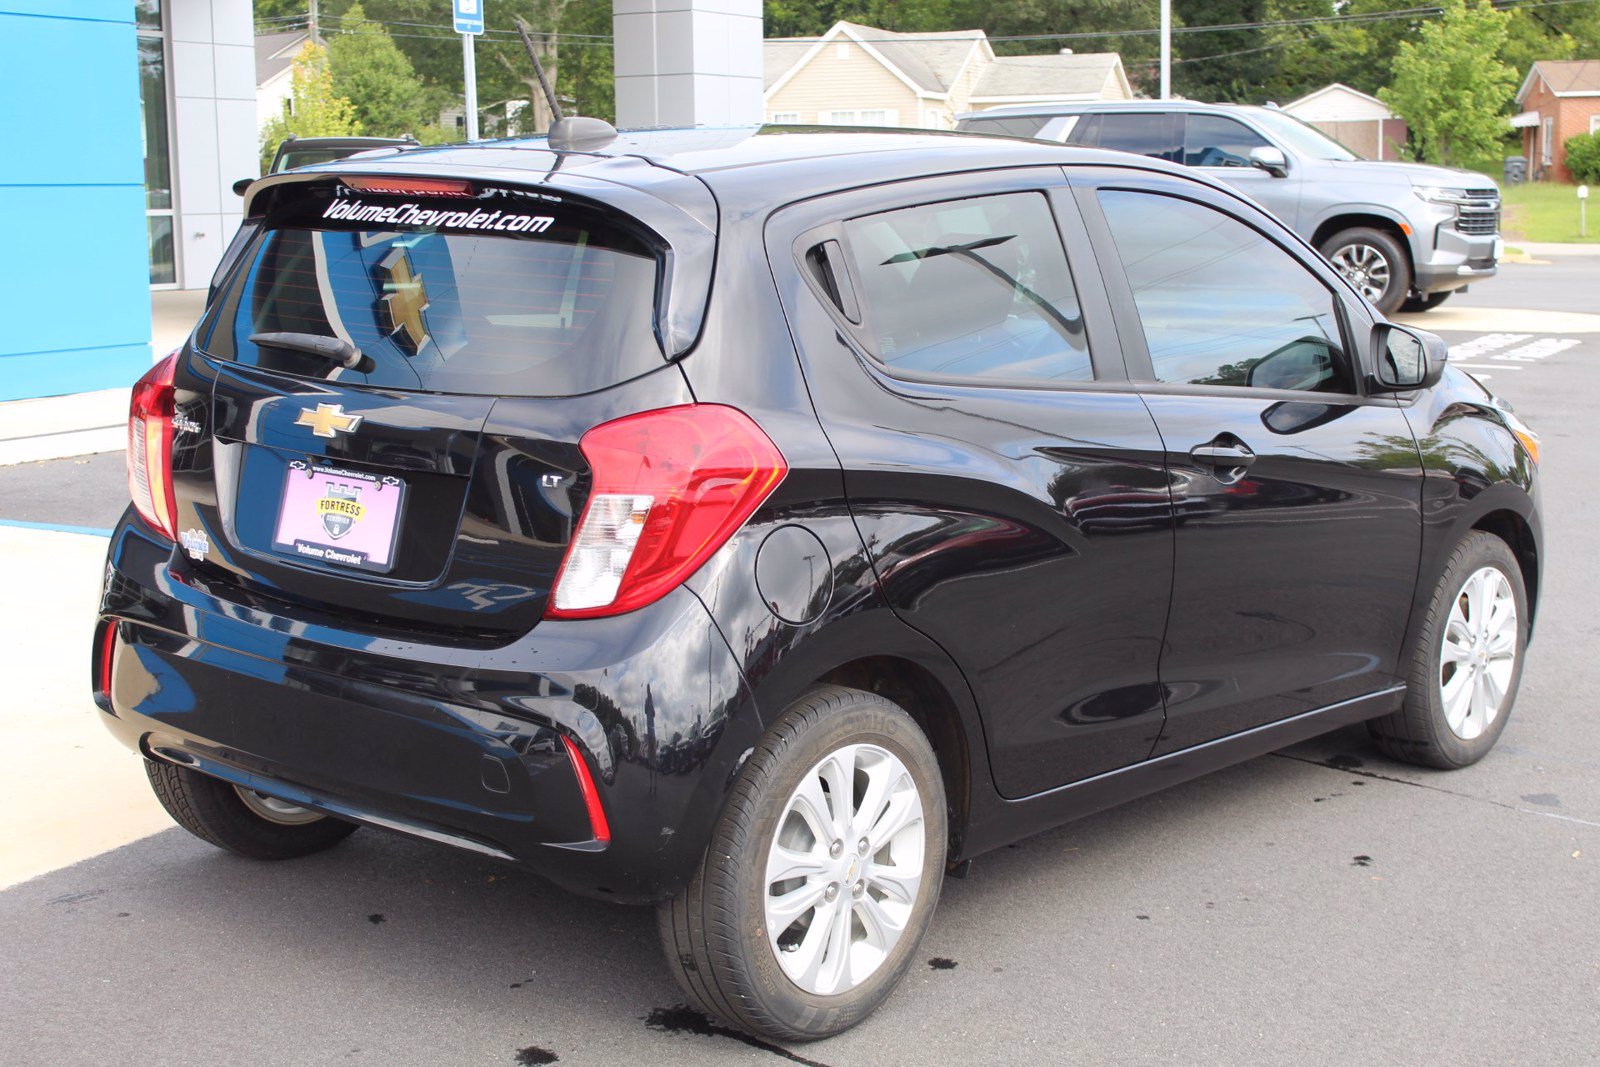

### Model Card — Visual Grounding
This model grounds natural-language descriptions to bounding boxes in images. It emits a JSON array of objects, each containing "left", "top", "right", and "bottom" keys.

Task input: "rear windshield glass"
[{"left": 202, "top": 184, "right": 663, "bottom": 397}]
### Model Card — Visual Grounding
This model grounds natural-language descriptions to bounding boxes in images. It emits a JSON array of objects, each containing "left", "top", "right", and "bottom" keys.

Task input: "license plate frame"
[{"left": 271, "top": 461, "right": 407, "bottom": 574}]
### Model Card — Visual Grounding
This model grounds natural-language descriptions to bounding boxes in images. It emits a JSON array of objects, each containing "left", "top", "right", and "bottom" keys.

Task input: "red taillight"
[
  {"left": 128, "top": 352, "right": 179, "bottom": 541},
  {"left": 547, "top": 405, "right": 787, "bottom": 619},
  {"left": 562, "top": 736, "right": 611, "bottom": 845}
]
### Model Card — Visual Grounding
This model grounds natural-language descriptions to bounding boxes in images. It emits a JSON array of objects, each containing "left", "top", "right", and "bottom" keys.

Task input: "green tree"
[
  {"left": 328, "top": 3, "right": 435, "bottom": 137},
  {"left": 1378, "top": 0, "right": 1518, "bottom": 166},
  {"left": 259, "top": 41, "right": 361, "bottom": 169},
  {"left": 555, "top": 0, "right": 616, "bottom": 123}
]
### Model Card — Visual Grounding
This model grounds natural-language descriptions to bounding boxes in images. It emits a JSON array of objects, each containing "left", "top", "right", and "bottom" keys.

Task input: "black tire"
[
  {"left": 1399, "top": 291, "right": 1452, "bottom": 313},
  {"left": 657, "top": 686, "right": 947, "bottom": 1043},
  {"left": 145, "top": 759, "right": 359, "bottom": 860},
  {"left": 1320, "top": 226, "right": 1412, "bottom": 315},
  {"left": 1368, "top": 532, "right": 1528, "bottom": 769}
]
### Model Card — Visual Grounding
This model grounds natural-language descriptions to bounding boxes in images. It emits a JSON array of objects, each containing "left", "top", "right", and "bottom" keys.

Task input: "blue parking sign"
[{"left": 453, "top": 0, "right": 484, "bottom": 35}]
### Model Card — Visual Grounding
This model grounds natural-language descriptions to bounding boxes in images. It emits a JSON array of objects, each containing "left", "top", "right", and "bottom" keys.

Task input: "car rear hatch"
[{"left": 168, "top": 167, "right": 715, "bottom": 640}]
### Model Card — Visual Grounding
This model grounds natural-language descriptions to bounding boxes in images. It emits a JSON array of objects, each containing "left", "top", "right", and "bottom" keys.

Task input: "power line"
[{"left": 258, "top": 0, "right": 1593, "bottom": 49}]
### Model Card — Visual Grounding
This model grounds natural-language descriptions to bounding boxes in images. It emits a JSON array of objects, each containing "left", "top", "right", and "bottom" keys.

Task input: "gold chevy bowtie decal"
[
  {"left": 295, "top": 403, "right": 364, "bottom": 439},
  {"left": 379, "top": 247, "right": 431, "bottom": 354}
]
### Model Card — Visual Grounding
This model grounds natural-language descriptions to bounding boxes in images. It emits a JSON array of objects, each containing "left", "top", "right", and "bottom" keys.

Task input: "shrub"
[{"left": 1566, "top": 132, "right": 1600, "bottom": 184}]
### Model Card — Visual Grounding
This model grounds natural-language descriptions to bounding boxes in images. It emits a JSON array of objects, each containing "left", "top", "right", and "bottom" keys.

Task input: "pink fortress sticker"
[{"left": 271, "top": 464, "right": 406, "bottom": 573}]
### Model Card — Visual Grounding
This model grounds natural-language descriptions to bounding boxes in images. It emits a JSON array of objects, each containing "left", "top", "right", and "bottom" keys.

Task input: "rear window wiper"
[{"left": 250, "top": 332, "right": 374, "bottom": 373}]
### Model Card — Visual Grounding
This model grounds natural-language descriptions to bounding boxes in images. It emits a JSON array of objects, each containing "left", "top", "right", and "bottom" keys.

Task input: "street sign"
[
  {"left": 1579, "top": 185, "right": 1590, "bottom": 200},
  {"left": 453, "top": 0, "right": 484, "bottom": 35}
]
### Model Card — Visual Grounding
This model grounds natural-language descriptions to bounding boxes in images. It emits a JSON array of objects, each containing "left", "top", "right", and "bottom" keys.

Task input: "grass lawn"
[{"left": 1501, "top": 182, "right": 1600, "bottom": 244}]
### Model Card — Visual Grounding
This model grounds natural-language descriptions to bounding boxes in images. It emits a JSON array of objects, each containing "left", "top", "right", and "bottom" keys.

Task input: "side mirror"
[
  {"left": 1249, "top": 146, "right": 1288, "bottom": 178},
  {"left": 1371, "top": 322, "right": 1448, "bottom": 391},
  {"left": 232, "top": 177, "right": 255, "bottom": 197}
]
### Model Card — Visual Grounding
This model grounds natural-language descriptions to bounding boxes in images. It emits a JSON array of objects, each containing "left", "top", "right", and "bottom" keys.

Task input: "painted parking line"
[{"left": 1445, "top": 332, "right": 1582, "bottom": 379}]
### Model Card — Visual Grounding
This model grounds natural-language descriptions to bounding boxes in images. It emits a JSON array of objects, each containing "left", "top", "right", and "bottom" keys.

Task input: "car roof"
[
  {"left": 277, "top": 136, "right": 418, "bottom": 149},
  {"left": 255, "top": 124, "right": 1195, "bottom": 214},
  {"left": 960, "top": 101, "right": 1264, "bottom": 119}
]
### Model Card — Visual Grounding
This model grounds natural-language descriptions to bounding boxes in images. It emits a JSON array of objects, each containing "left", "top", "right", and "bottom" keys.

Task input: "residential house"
[
  {"left": 1282, "top": 83, "right": 1407, "bottom": 161},
  {"left": 764, "top": 21, "right": 1130, "bottom": 130},
  {"left": 1512, "top": 60, "right": 1600, "bottom": 182},
  {"left": 256, "top": 29, "right": 310, "bottom": 134}
]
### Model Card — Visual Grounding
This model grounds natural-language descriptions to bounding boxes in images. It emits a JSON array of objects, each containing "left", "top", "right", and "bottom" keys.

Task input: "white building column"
[
  {"left": 613, "top": 0, "right": 763, "bottom": 128},
  {"left": 168, "top": 0, "right": 257, "bottom": 289}
]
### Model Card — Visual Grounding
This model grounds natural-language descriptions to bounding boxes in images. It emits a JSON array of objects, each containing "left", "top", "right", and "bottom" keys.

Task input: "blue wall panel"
[{"left": 0, "top": 6, "right": 150, "bottom": 400}]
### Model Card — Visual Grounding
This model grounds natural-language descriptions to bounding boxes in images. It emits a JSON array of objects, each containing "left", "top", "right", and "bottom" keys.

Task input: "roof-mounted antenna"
[{"left": 515, "top": 17, "right": 617, "bottom": 152}]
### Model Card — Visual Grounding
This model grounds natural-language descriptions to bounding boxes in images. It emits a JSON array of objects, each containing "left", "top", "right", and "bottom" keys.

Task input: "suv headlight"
[{"left": 1412, "top": 186, "right": 1474, "bottom": 206}]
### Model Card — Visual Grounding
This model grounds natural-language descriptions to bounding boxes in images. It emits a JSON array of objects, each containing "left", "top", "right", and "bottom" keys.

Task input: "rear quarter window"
[{"left": 202, "top": 184, "right": 664, "bottom": 398}]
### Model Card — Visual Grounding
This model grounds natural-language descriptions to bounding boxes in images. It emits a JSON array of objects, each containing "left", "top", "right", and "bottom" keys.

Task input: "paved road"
[{"left": 3, "top": 260, "right": 1597, "bottom": 1064}]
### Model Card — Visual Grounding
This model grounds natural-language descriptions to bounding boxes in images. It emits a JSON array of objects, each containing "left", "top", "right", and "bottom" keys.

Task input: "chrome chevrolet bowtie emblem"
[{"left": 295, "top": 403, "right": 363, "bottom": 439}]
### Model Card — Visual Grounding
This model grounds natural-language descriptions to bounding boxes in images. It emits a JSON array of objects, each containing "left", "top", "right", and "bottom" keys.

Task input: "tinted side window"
[
  {"left": 1094, "top": 114, "right": 1180, "bottom": 162},
  {"left": 1182, "top": 115, "right": 1270, "bottom": 168},
  {"left": 961, "top": 116, "right": 1050, "bottom": 139},
  {"left": 842, "top": 192, "right": 1092, "bottom": 384},
  {"left": 1064, "top": 113, "right": 1102, "bottom": 147},
  {"left": 1098, "top": 190, "right": 1350, "bottom": 392}
]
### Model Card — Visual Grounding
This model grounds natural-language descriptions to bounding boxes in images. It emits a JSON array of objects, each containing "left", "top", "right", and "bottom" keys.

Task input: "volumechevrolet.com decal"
[{"left": 322, "top": 198, "right": 555, "bottom": 234}]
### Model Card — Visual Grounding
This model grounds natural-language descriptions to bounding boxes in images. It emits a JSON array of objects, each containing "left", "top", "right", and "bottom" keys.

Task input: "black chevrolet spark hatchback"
[{"left": 94, "top": 126, "right": 1541, "bottom": 1041}]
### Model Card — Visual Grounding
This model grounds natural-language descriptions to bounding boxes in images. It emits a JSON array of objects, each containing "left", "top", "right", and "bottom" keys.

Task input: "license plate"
[
  {"left": 1493, "top": 237, "right": 1505, "bottom": 260},
  {"left": 271, "top": 462, "right": 406, "bottom": 573}
]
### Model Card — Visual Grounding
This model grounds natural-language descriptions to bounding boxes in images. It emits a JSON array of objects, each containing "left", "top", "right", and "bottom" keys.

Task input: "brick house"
[
  {"left": 1512, "top": 60, "right": 1600, "bottom": 182},
  {"left": 763, "top": 21, "right": 1131, "bottom": 131}
]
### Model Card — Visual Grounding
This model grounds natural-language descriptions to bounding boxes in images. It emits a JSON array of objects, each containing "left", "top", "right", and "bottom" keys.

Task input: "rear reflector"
[
  {"left": 341, "top": 176, "right": 473, "bottom": 197},
  {"left": 562, "top": 736, "right": 611, "bottom": 845},
  {"left": 548, "top": 405, "right": 787, "bottom": 619},
  {"left": 97, "top": 621, "right": 118, "bottom": 697},
  {"left": 128, "top": 353, "right": 179, "bottom": 541}
]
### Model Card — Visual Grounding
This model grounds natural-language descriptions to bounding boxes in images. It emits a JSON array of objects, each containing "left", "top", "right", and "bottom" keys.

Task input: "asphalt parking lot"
[{"left": 2, "top": 258, "right": 1596, "bottom": 1065}]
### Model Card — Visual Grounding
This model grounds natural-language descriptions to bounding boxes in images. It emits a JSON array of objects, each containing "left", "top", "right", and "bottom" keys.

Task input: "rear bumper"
[{"left": 94, "top": 516, "right": 755, "bottom": 903}]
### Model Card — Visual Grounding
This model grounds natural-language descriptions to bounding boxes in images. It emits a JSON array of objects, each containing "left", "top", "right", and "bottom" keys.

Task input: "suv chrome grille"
[{"left": 1456, "top": 209, "right": 1500, "bottom": 235}]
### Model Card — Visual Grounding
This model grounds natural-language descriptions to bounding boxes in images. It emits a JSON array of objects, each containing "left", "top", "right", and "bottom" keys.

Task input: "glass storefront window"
[
  {"left": 138, "top": 37, "right": 171, "bottom": 212},
  {"left": 148, "top": 217, "right": 176, "bottom": 286}
]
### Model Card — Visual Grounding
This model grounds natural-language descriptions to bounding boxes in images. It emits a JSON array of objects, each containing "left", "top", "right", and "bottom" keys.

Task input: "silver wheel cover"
[
  {"left": 233, "top": 785, "right": 325, "bottom": 826},
  {"left": 1330, "top": 243, "right": 1393, "bottom": 303},
  {"left": 1439, "top": 566, "right": 1518, "bottom": 741},
  {"left": 764, "top": 743, "right": 926, "bottom": 996}
]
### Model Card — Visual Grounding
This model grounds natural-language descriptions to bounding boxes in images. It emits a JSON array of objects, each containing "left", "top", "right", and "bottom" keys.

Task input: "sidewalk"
[
  {"left": 1513, "top": 241, "right": 1600, "bottom": 257},
  {"left": 0, "top": 290, "right": 205, "bottom": 467}
]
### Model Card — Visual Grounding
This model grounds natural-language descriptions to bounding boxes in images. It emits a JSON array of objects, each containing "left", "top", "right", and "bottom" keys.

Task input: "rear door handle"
[{"left": 1189, "top": 436, "right": 1256, "bottom": 480}]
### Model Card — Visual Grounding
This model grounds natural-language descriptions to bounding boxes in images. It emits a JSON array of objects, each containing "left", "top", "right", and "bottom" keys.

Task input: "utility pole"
[
  {"left": 453, "top": 0, "right": 485, "bottom": 141},
  {"left": 1159, "top": 0, "right": 1171, "bottom": 100},
  {"left": 463, "top": 34, "right": 479, "bottom": 140}
]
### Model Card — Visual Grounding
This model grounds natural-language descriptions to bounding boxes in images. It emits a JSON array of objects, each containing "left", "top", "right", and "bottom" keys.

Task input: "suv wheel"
[
  {"left": 146, "top": 759, "right": 360, "bottom": 860},
  {"left": 1322, "top": 227, "right": 1411, "bottom": 315},
  {"left": 1368, "top": 531, "right": 1528, "bottom": 768},
  {"left": 1399, "top": 291, "right": 1451, "bottom": 313},
  {"left": 658, "top": 686, "right": 947, "bottom": 1042}
]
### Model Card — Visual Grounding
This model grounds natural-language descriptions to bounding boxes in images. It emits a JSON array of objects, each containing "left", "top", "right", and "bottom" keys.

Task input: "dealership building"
[{"left": 1, "top": 0, "right": 757, "bottom": 403}]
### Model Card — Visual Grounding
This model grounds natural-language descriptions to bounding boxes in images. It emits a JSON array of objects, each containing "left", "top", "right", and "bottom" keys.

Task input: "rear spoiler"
[{"left": 235, "top": 160, "right": 718, "bottom": 360}]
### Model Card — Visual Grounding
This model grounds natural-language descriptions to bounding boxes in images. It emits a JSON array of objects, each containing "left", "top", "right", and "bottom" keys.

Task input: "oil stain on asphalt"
[
  {"left": 928, "top": 957, "right": 958, "bottom": 970},
  {"left": 514, "top": 1047, "right": 559, "bottom": 1065},
  {"left": 645, "top": 1006, "right": 833, "bottom": 1067}
]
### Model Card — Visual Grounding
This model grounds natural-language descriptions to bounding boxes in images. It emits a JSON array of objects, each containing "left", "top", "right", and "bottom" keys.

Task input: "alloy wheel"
[
  {"left": 1330, "top": 243, "right": 1393, "bottom": 303},
  {"left": 764, "top": 743, "right": 926, "bottom": 996},
  {"left": 233, "top": 785, "right": 325, "bottom": 826},
  {"left": 1438, "top": 566, "right": 1518, "bottom": 741}
]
